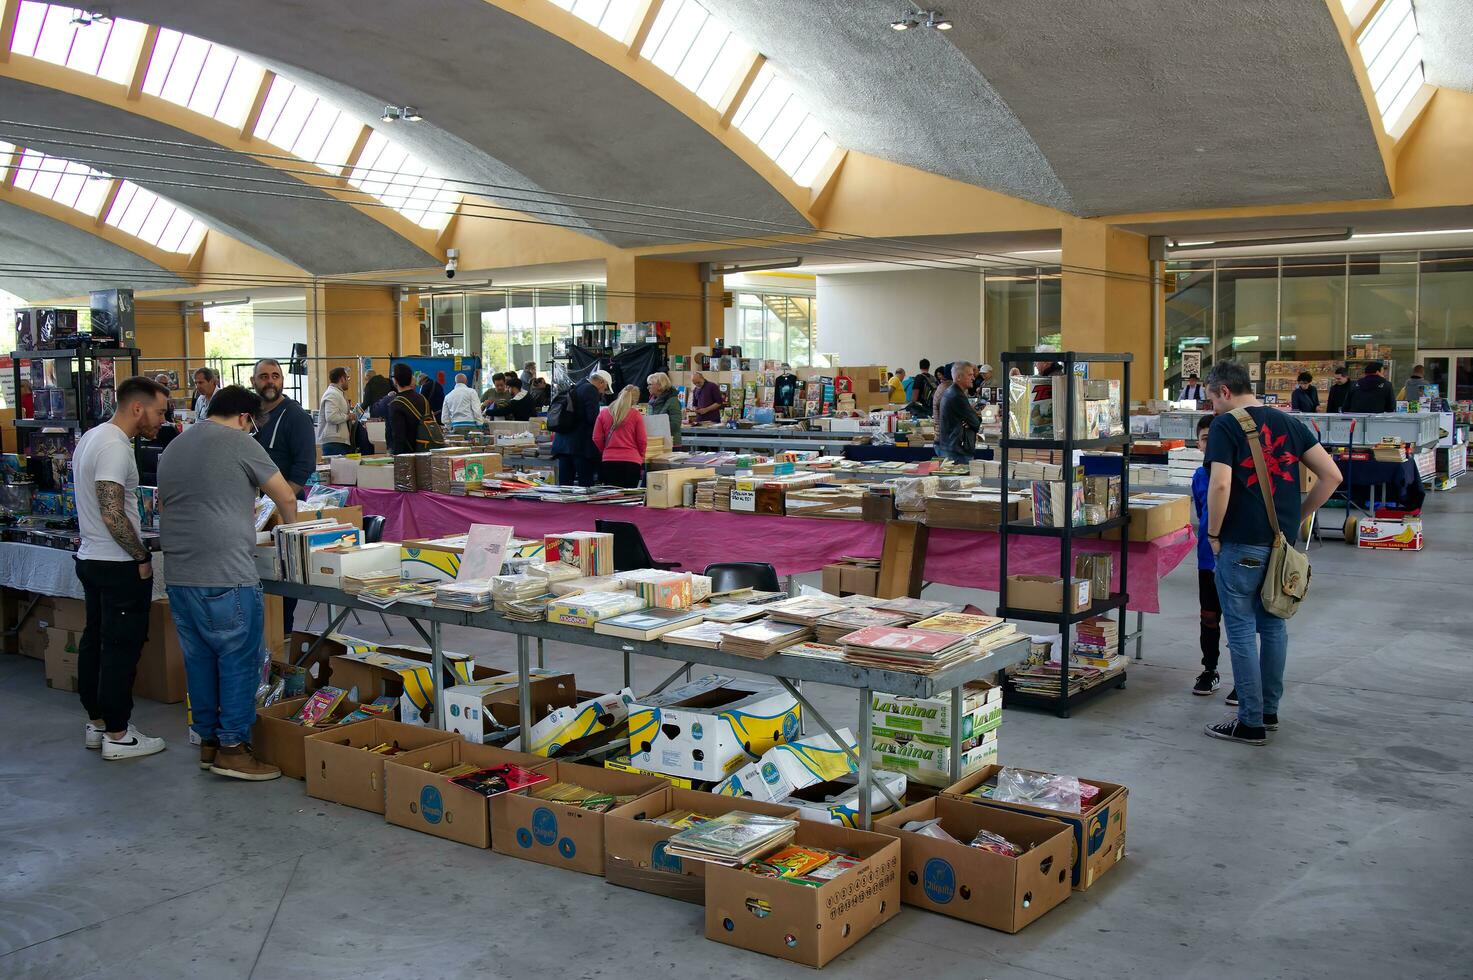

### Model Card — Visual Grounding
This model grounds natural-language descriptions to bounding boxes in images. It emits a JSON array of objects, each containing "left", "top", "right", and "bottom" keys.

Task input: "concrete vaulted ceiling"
[
  {"left": 1415, "top": 0, "right": 1473, "bottom": 93},
  {"left": 701, "top": 0, "right": 1392, "bottom": 215},
  {"left": 0, "top": 78, "right": 440, "bottom": 276},
  {"left": 110, "top": 0, "right": 814, "bottom": 246},
  {"left": 0, "top": 198, "right": 185, "bottom": 298}
]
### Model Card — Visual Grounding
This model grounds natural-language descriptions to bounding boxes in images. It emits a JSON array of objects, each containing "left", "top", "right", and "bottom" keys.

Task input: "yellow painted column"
[
  {"left": 1060, "top": 222, "right": 1153, "bottom": 394},
  {"left": 605, "top": 256, "right": 724, "bottom": 355}
]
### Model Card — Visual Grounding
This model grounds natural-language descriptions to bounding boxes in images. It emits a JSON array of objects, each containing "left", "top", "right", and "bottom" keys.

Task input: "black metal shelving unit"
[
  {"left": 997, "top": 351, "right": 1133, "bottom": 718},
  {"left": 9, "top": 347, "right": 141, "bottom": 455}
]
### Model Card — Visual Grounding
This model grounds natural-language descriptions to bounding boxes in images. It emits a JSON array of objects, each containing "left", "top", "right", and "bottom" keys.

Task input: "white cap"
[
  {"left": 979, "top": 363, "right": 993, "bottom": 375},
  {"left": 590, "top": 369, "right": 613, "bottom": 387}
]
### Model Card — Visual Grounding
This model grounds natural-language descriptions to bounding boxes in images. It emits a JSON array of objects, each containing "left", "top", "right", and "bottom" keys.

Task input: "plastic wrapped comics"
[{"left": 991, "top": 766, "right": 1087, "bottom": 813}]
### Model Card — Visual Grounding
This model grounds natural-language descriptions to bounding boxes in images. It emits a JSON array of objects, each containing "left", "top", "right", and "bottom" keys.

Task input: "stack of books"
[
  {"left": 777, "top": 640, "right": 847, "bottom": 663},
  {"left": 663, "top": 811, "right": 797, "bottom": 866},
  {"left": 814, "top": 607, "right": 911, "bottom": 645},
  {"left": 763, "top": 596, "right": 848, "bottom": 628},
  {"left": 871, "top": 597, "right": 959, "bottom": 622},
  {"left": 357, "top": 579, "right": 437, "bottom": 609},
  {"left": 546, "top": 591, "right": 647, "bottom": 628},
  {"left": 694, "top": 480, "right": 717, "bottom": 511},
  {"left": 1008, "top": 660, "right": 1115, "bottom": 697},
  {"left": 836, "top": 625, "right": 977, "bottom": 673},
  {"left": 544, "top": 531, "right": 614, "bottom": 576},
  {"left": 662, "top": 620, "right": 732, "bottom": 649},
  {"left": 718, "top": 619, "right": 814, "bottom": 659},
  {"left": 594, "top": 607, "right": 704, "bottom": 640},
  {"left": 698, "top": 603, "right": 767, "bottom": 624},
  {"left": 496, "top": 592, "right": 558, "bottom": 623},
  {"left": 909, "top": 612, "right": 1007, "bottom": 640},
  {"left": 273, "top": 520, "right": 363, "bottom": 583},
  {"left": 342, "top": 571, "right": 399, "bottom": 595},
  {"left": 435, "top": 580, "right": 494, "bottom": 612},
  {"left": 1073, "top": 616, "right": 1123, "bottom": 670}
]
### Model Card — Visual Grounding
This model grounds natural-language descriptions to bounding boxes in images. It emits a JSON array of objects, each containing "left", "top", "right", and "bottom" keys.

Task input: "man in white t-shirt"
[{"left": 71, "top": 376, "right": 170, "bottom": 761}]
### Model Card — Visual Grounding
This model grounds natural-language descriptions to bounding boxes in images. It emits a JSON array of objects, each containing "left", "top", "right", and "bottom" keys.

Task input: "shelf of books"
[{"left": 996, "top": 351, "right": 1132, "bottom": 717}]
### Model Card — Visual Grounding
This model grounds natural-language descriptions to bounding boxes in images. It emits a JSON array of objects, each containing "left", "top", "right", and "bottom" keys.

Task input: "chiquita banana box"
[
  {"left": 716, "top": 729, "right": 860, "bottom": 802},
  {"left": 626, "top": 674, "right": 801, "bottom": 781},
  {"left": 524, "top": 688, "right": 634, "bottom": 756}
]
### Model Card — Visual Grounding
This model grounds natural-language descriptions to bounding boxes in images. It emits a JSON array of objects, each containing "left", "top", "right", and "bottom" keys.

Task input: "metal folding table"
[{"left": 262, "top": 579, "right": 1032, "bottom": 828}]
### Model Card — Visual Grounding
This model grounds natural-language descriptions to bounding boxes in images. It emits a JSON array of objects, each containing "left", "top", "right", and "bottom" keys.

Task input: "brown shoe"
[
  {"left": 199, "top": 740, "right": 219, "bottom": 770},
  {"left": 209, "top": 744, "right": 281, "bottom": 781}
]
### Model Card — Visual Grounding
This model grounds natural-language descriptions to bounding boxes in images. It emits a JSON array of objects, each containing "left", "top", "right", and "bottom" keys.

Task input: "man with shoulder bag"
[{"left": 1201, "top": 361, "right": 1340, "bottom": 745}]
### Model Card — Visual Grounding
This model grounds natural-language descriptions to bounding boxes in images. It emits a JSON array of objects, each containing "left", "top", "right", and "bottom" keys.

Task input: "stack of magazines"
[
  {"left": 357, "top": 579, "right": 437, "bottom": 609},
  {"left": 835, "top": 625, "right": 977, "bottom": 673},
  {"left": 763, "top": 596, "right": 848, "bottom": 627},
  {"left": 663, "top": 811, "right": 798, "bottom": 866},
  {"left": 814, "top": 607, "right": 910, "bottom": 645},
  {"left": 341, "top": 571, "right": 399, "bottom": 595},
  {"left": 718, "top": 619, "right": 813, "bottom": 659},
  {"left": 435, "top": 580, "right": 494, "bottom": 612}
]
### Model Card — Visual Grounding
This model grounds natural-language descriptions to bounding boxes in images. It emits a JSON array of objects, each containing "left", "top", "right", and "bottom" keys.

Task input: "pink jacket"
[{"left": 593, "top": 407, "right": 647, "bottom": 464}]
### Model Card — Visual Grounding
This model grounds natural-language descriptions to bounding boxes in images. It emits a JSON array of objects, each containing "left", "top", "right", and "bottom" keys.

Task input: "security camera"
[{"left": 445, "top": 248, "right": 459, "bottom": 279}]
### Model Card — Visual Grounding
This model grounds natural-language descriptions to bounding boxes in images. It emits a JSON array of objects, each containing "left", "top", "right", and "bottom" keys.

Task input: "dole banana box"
[
  {"left": 870, "top": 681, "right": 1001, "bottom": 746},
  {"left": 523, "top": 688, "right": 634, "bottom": 756},
  {"left": 626, "top": 674, "right": 801, "bottom": 781}
]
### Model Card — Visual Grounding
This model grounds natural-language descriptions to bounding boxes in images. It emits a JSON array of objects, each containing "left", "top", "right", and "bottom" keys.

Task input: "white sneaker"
[
  {"left": 101, "top": 726, "right": 166, "bottom": 761},
  {"left": 85, "top": 723, "right": 105, "bottom": 750}
]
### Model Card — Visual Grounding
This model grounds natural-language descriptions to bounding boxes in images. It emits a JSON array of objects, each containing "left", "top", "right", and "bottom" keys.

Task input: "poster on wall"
[
  {"left": 1181, "top": 348, "right": 1202, "bottom": 379},
  {"left": 1248, "top": 362, "right": 1261, "bottom": 382}
]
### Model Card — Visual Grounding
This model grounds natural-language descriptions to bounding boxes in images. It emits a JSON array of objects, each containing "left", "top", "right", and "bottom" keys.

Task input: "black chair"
[
  {"left": 363, "top": 514, "right": 386, "bottom": 544},
  {"left": 703, "top": 561, "right": 780, "bottom": 594},
  {"left": 595, "top": 519, "right": 680, "bottom": 572}
]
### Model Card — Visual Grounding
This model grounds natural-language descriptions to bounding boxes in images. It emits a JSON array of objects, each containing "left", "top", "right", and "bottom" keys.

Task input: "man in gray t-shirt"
[{"left": 158, "top": 386, "right": 298, "bottom": 781}]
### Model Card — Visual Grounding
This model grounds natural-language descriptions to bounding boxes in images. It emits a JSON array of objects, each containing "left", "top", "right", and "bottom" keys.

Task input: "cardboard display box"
[
  {"left": 646, "top": 467, "right": 716, "bottom": 509},
  {"left": 1353, "top": 515, "right": 1424, "bottom": 551},
  {"left": 877, "top": 520, "right": 928, "bottom": 599},
  {"left": 871, "top": 682, "right": 1001, "bottom": 745},
  {"left": 383, "top": 739, "right": 550, "bottom": 847},
  {"left": 443, "top": 670, "right": 578, "bottom": 744},
  {"left": 1006, "top": 575, "right": 1092, "bottom": 614},
  {"left": 303, "top": 718, "right": 461, "bottom": 814},
  {"left": 942, "top": 765, "right": 1128, "bottom": 891},
  {"left": 38, "top": 596, "right": 86, "bottom": 632},
  {"left": 875, "top": 796, "right": 1072, "bottom": 932},
  {"left": 1104, "top": 492, "right": 1191, "bottom": 542},
  {"left": 355, "top": 460, "right": 396, "bottom": 490},
  {"left": 44, "top": 626, "right": 80, "bottom": 691},
  {"left": 626, "top": 675, "right": 802, "bottom": 782},
  {"left": 492, "top": 759, "right": 667, "bottom": 875},
  {"left": 135, "top": 600, "right": 188, "bottom": 704},
  {"left": 604, "top": 787, "right": 799, "bottom": 903},
  {"left": 704, "top": 820, "right": 901, "bottom": 968},
  {"left": 327, "top": 645, "right": 491, "bottom": 725},
  {"left": 821, "top": 560, "right": 880, "bottom": 598},
  {"left": 253, "top": 697, "right": 365, "bottom": 780},
  {"left": 307, "top": 543, "right": 401, "bottom": 589}
]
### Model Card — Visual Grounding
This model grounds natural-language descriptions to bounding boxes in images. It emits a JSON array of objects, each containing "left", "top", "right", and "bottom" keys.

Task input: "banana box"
[
  {"left": 871, "top": 682, "right": 1001, "bottom": 747},
  {"left": 871, "top": 730, "right": 998, "bottom": 788},
  {"left": 521, "top": 688, "right": 634, "bottom": 756},
  {"left": 781, "top": 770, "right": 908, "bottom": 827},
  {"left": 1353, "top": 515, "right": 1424, "bottom": 551},
  {"left": 401, "top": 534, "right": 542, "bottom": 580},
  {"left": 328, "top": 648, "right": 478, "bottom": 727},
  {"left": 715, "top": 728, "right": 861, "bottom": 802},
  {"left": 443, "top": 669, "right": 578, "bottom": 744},
  {"left": 626, "top": 674, "right": 801, "bottom": 781}
]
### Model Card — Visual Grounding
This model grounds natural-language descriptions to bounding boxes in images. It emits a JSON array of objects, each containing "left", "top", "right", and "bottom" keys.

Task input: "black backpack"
[
  {"left": 546, "top": 387, "right": 580, "bottom": 434},
  {"left": 392, "top": 394, "right": 446, "bottom": 450}
]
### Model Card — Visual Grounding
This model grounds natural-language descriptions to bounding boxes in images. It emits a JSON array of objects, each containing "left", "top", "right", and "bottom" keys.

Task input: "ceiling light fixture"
[
  {"left": 380, "top": 105, "right": 424, "bottom": 124},
  {"left": 891, "top": 9, "right": 952, "bottom": 32}
]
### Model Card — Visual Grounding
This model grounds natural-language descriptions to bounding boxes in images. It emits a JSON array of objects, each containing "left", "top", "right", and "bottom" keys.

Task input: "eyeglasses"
[{"left": 244, "top": 414, "right": 259, "bottom": 435}]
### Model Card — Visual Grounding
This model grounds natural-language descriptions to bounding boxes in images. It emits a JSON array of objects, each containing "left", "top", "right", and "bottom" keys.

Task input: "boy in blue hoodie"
[{"left": 1191, "top": 414, "right": 1228, "bottom": 698}]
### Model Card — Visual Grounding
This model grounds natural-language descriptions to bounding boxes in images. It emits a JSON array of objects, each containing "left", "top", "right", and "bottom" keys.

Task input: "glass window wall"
[
  {"left": 729, "top": 290, "right": 816, "bottom": 364},
  {"left": 417, "top": 282, "right": 606, "bottom": 380}
]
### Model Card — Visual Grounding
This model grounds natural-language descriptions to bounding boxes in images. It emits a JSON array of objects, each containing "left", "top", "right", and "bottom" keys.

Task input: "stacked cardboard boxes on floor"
[{"left": 870, "top": 682, "right": 1002, "bottom": 788}]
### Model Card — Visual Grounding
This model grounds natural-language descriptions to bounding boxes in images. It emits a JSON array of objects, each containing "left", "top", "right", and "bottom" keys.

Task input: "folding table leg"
[{"left": 774, "top": 678, "right": 902, "bottom": 815}]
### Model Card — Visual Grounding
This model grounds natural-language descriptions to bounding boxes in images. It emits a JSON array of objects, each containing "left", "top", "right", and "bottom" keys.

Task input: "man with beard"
[{"left": 251, "top": 357, "right": 314, "bottom": 636}]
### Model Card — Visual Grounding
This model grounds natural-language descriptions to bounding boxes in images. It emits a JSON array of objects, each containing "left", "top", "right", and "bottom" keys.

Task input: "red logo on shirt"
[{"left": 1240, "top": 422, "right": 1299, "bottom": 488}]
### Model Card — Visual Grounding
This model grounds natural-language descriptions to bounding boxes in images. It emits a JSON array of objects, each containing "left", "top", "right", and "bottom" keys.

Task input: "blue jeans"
[
  {"left": 168, "top": 585, "right": 266, "bottom": 747},
  {"left": 935, "top": 446, "right": 970, "bottom": 465},
  {"left": 1214, "top": 542, "right": 1287, "bottom": 728}
]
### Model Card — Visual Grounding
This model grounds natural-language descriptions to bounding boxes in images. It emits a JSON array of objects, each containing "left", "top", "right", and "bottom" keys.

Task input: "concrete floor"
[{"left": 3, "top": 493, "right": 1471, "bottom": 980}]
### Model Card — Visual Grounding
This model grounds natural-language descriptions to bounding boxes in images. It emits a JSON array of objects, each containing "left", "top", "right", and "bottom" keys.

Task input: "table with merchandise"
[{"left": 261, "top": 578, "right": 1033, "bottom": 829}]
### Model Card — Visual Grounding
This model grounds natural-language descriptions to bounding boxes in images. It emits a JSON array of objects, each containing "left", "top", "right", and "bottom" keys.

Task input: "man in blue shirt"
[
  {"left": 1191, "top": 415, "right": 1223, "bottom": 698},
  {"left": 1201, "top": 360, "right": 1340, "bottom": 746}
]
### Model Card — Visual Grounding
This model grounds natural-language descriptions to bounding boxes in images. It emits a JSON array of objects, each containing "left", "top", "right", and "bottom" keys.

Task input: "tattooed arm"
[{"left": 95, "top": 480, "right": 150, "bottom": 564}]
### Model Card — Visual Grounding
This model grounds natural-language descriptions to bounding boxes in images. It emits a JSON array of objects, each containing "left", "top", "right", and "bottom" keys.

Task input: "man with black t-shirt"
[
  {"left": 388, "top": 363, "right": 433, "bottom": 455},
  {"left": 1201, "top": 360, "right": 1340, "bottom": 746}
]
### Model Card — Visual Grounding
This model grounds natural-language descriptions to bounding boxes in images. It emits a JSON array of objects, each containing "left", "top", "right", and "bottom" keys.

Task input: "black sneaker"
[
  {"left": 1225, "top": 689, "right": 1239, "bottom": 707},
  {"left": 1204, "top": 718, "right": 1267, "bottom": 745},
  {"left": 1263, "top": 714, "right": 1279, "bottom": 731},
  {"left": 1192, "top": 671, "right": 1220, "bottom": 696}
]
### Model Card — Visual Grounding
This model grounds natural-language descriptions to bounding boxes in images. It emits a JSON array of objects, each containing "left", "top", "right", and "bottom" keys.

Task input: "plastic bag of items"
[
  {"left": 892, "top": 476, "right": 939, "bottom": 515},
  {"left": 991, "top": 766, "right": 1090, "bottom": 813}
]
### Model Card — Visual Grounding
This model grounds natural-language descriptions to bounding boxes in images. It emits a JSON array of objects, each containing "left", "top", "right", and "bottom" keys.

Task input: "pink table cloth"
[{"left": 347, "top": 488, "right": 1194, "bottom": 613}]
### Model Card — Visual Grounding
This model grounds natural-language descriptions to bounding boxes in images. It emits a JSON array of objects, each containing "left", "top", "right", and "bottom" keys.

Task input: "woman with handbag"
[{"left": 592, "top": 385, "right": 647, "bottom": 488}]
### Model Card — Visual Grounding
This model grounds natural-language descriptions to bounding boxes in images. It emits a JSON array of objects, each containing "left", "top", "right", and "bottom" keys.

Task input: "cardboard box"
[
  {"left": 44, "top": 626, "right": 80, "bottom": 691},
  {"left": 443, "top": 670, "right": 578, "bottom": 744},
  {"left": 308, "top": 543, "right": 401, "bottom": 589},
  {"left": 704, "top": 820, "right": 901, "bottom": 968},
  {"left": 355, "top": 461, "right": 397, "bottom": 490},
  {"left": 784, "top": 771, "right": 908, "bottom": 826},
  {"left": 604, "top": 787, "right": 799, "bottom": 903},
  {"left": 327, "top": 646, "right": 483, "bottom": 725},
  {"left": 875, "top": 796, "right": 1072, "bottom": 932},
  {"left": 383, "top": 740, "right": 552, "bottom": 847},
  {"left": 871, "top": 730, "right": 998, "bottom": 788},
  {"left": 626, "top": 675, "right": 802, "bottom": 781},
  {"left": 1105, "top": 492, "right": 1191, "bottom": 542},
  {"left": 492, "top": 760, "right": 667, "bottom": 875},
  {"left": 328, "top": 456, "right": 359, "bottom": 485},
  {"left": 253, "top": 697, "right": 366, "bottom": 780},
  {"left": 303, "top": 718, "right": 460, "bottom": 813},
  {"left": 39, "top": 596, "right": 86, "bottom": 633},
  {"left": 871, "top": 682, "right": 1001, "bottom": 745},
  {"left": 942, "top": 765, "right": 1128, "bottom": 891},
  {"left": 646, "top": 467, "right": 716, "bottom": 509},
  {"left": 1007, "top": 575, "right": 1091, "bottom": 614},
  {"left": 1354, "top": 515, "right": 1424, "bottom": 551},
  {"left": 18, "top": 613, "right": 48, "bottom": 660},
  {"left": 877, "top": 520, "right": 928, "bottom": 599},
  {"left": 266, "top": 504, "right": 363, "bottom": 532},
  {"left": 399, "top": 538, "right": 465, "bottom": 582},
  {"left": 821, "top": 561, "right": 880, "bottom": 597},
  {"left": 135, "top": 600, "right": 188, "bottom": 704}
]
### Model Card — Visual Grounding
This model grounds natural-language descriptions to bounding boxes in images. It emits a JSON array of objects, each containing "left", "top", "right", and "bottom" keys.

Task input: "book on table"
[
  {"left": 908, "top": 611, "right": 1007, "bottom": 638},
  {"left": 837, "top": 625, "right": 973, "bottom": 658},
  {"left": 762, "top": 595, "right": 849, "bottom": 626},
  {"left": 719, "top": 620, "right": 814, "bottom": 659},
  {"left": 662, "top": 620, "right": 731, "bottom": 649},
  {"left": 871, "top": 597, "right": 960, "bottom": 621},
  {"left": 594, "top": 607, "right": 705, "bottom": 640},
  {"left": 698, "top": 603, "right": 768, "bottom": 624}
]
